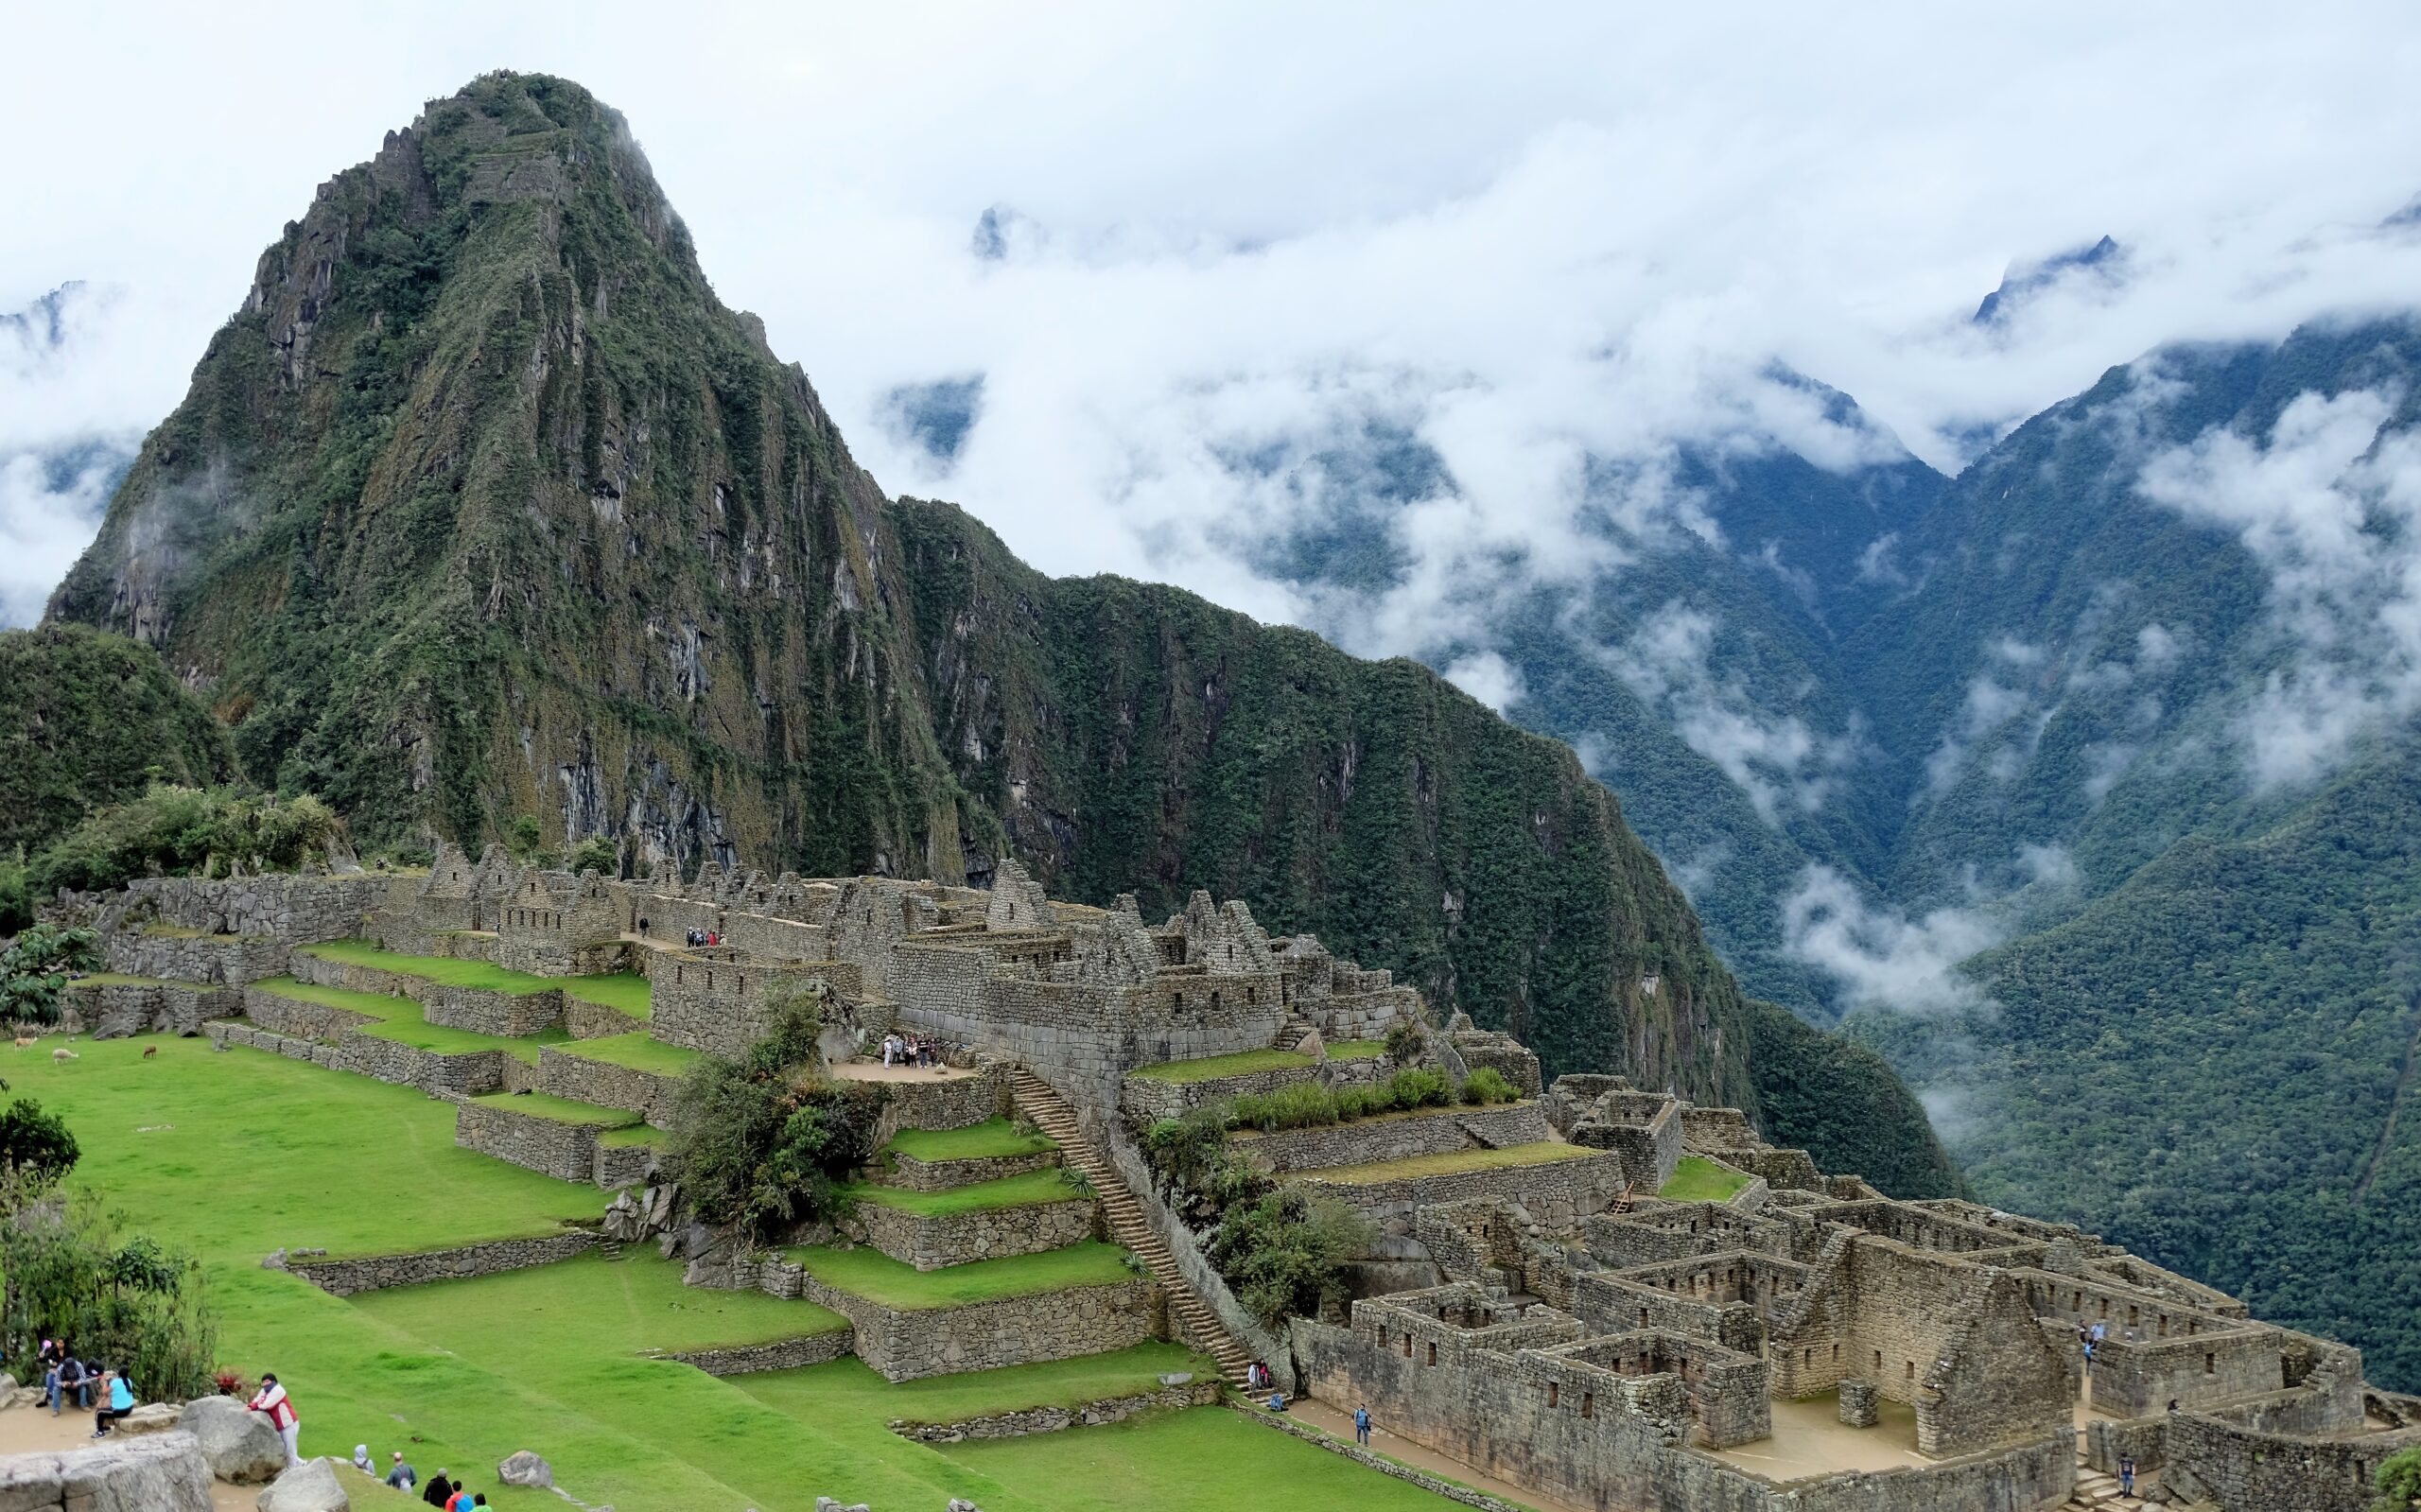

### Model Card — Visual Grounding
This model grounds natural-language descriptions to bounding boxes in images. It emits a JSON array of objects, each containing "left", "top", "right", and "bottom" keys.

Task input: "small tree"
[
  {"left": 0, "top": 1100, "right": 80, "bottom": 1195},
  {"left": 664, "top": 983, "right": 884, "bottom": 1242},
  {"left": 2376, "top": 1446, "right": 2421, "bottom": 1512},
  {"left": 1207, "top": 1183, "right": 1374, "bottom": 1328},
  {"left": 1, "top": 925, "right": 100, "bottom": 1027},
  {"left": 565, "top": 836, "right": 619, "bottom": 877},
  {"left": 2, "top": 1194, "right": 216, "bottom": 1399}
]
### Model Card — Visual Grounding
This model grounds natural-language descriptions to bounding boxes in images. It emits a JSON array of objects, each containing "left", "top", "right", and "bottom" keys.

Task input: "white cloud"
[
  {"left": 1601, "top": 602, "right": 1859, "bottom": 823},
  {"left": 1441, "top": 651, "right": 1524, "bottom": 714},
  {"left": 2, "top": 3, "right": 2418, "bottom": 636},
  {"left": 2138, "top": 388, "right": 2421, "bottom": 787},
  {"left": 1780, "top": 863, "right": 2006, "bottom": 1017}
]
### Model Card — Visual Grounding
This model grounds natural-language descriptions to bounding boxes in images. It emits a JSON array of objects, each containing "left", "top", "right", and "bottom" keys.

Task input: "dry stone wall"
[
  {"left": 68, "top": 980, "right": 237, "bottom": 1038},
  {"left": 120, "top": 875, "right": 389, "bottom": 943},
  {"left": 868, "top": 1067, "right": 1010, "bottom": 1145},
  {"left": 666, "top": 1330, "right": 853, "bottom": 1376},
  {"left": 1308, "top": 1149, "right": 1629, "bottom": 1228},
  {"left": 536, "top": 1046, "right": 683, "bottom": 1124},
  {"left": 1232, "top": 1103, "right": 1551, "bottom": 1174},
  {"left": 856, "top": 1195, "right": 1097, "bottom": 1271},
  {"left": 881, "top": 1148, "right": 1058, "bottom": 1193},
  {"left": 1120, "top": 1063, "right": 1315, "bottom": 1123},
  {"left": 287, "top": 1231, "right": 596, "bottom": 1295},
  {"left": 104, "top": 930, "right": 287, "bottom": 984},
  {"left": 423, "top": 983, "right": 564, "bottom": 1036},
  {"left": 892, "top": 1382, "right": 1217, "bottom": 1441},
  {"left": 455, "top": 1101, "right": 602, "bottom": 1183},
  {"left": 795, "top": 1273, "right": 1158, "bottom": 1381}
]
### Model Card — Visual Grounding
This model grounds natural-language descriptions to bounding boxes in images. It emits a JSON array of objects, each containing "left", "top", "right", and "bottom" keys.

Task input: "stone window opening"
[
  {"left": 1427, "top": 1342, "right": 1437, "bottom": 1366},
  {"left": 1581, "top": 1392, "right": 1594, "bottom": 1419},
  {"left": 1548, "top": 1382, "right": 1559, "bottom": 1408},
  {"left": 1873, "top": 1350, "right": 1882, "bottom": 1372},
  {"left": 1831, "top": 1344, "right": 1838, "bottom": 1361},
  {"left": 1403, "top": 1333, "right": 1413, "bottom": 1357},
  {"left": 2204, "top": 1353, "right": 2216, "bottom": 1375},
  {"left": 1905, "top": 1360, "right": 1915, "bottom": 1380}
]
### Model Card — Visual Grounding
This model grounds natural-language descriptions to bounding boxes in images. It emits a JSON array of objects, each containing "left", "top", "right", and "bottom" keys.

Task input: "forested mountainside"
[
  {"left": 1276, "top": 315, "right": 2421, "bottom": 1382},
  {"left": 35, "top": 71, "right": 1955, "bottom": 1195}
]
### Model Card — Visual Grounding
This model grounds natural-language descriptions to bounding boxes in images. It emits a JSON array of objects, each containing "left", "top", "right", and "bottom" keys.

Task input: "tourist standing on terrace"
[
  {"left": 248, "top": 1373, "right": 302, "bottom": 1467},
  {"left": 1355, "top": 1405, "right": 1372, "bottom": 1445}
]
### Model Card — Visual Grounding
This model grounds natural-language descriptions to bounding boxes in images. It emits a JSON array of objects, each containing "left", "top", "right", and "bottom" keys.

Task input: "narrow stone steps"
[{"left": 1011, "top": 1070, "right": 1254, "bottom": 1386}]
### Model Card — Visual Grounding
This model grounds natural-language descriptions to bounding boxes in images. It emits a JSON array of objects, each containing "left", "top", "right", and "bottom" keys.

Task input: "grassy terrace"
[
  {"left": 252, "top": 975, "right": 406, "bottom": 1017},
  {"left": 1660, "top": 1155, "right": 1754, "bottom": 1203},
  {"left": 362, "top": 999, "right": 566, "bottom": 1064},
  {"left": 1227, "top": 1097, "right": 1537, "bottom": 1141},
  {"left": 65, "top": 971, "right": 177, "bottom": 987},
  {"left": 850, "top": 1170, "right": 1086, "bottom": 1216},
  {"left": 299, "top": 940, "right": 649, "bottom": 1015},
  {"left": 1126, "top": 1048, "right": 1312, "bottom": 1084},
  {"left": 553, "top": 1031, "right": 703, "bottom": 1076},
  {"left": 880, "top": 1117, "right": 1055, "bottom": 1163},
  {"left": 787, "top": 1241, "right": 1137, "bottom": 1309},
  {"left": 1325, "top": 1039, "right": 1389, "bottom": 1060},
  {"left": 469, "top": 1091, "right": 641, "bottom": 1127},
  {"left": 25, "top": 1034, "right": 1471, "bottom": 1509},
  {"left": 1305, "top": 1140, "right": 1601, "bottom": 1184},
  {"left": 600, "top": 1123, "right": 669, "bottom": 1148}
]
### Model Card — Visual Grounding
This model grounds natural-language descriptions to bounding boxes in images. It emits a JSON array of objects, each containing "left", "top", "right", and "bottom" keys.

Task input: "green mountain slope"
[
  {"left": 0, "top": 623, "right": 237, "bottom": 854},
  {"left": 35, "top": 71, "right": 1948, "bottom": 1191}
]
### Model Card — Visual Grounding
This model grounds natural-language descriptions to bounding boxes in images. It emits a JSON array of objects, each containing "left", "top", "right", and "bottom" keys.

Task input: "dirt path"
[
  {"left": 1286, "top": 1396, "right": 1586, "bottom": 1512},
  {"left": 0, "top": 1404, "right": 256, "bottom": 1510}
]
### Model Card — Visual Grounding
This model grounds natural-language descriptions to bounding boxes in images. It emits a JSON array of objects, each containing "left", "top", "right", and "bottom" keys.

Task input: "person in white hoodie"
[{"left": 247, "top": 1373, "right": 301, "bottom": 1467}]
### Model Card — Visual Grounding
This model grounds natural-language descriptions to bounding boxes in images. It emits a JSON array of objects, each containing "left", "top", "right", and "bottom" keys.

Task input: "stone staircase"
[
  {"left": 1277, "top": 1016, "right": 1321, "bottom": 1052},
  {"left": 2061, "top": 1440, "right": 2153, "bottom": 1510},
  {"left": 1009, "top": 1069, "right": 1254, "bottom": 1389}
]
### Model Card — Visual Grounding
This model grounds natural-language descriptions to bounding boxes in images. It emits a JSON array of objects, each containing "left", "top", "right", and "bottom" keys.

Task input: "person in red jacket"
[{"left": 246, "top": 1373, "right": 301, "bottom": 1467}]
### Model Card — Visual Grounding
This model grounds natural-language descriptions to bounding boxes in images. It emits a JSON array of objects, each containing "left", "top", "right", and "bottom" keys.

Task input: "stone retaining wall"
[
  {"left": 423, "top": 984, "right": 564, "bottom": 1037},
  {"left": 537, "top": 1046, "right": 686, "bottom": 1124},
  {"left": 204, "top": 1022, "right": 517, "bottom": 1098},
  {"left": 66, "top": 980, "right": 238, "bottom": 1038},
  {"left": 1306, "top": 1149, "right": 1629, "bottom": 1228},
  {"left": 104, "top": 930, "right": 287, "bottom": 985},
  {"left": 1120, "top": 1063, "right": 1317, "bottom": 1123},
  {"left": 288, "top": 952, "right": 432, "bottom": 1001},
  {"left": 869, "top": 1065, "right": 1012, "bottom": 1144},
  {"left": 857, "top": 1196, "right": 1098, "bottom": 1271},
  {"left": 594, "top": 1140, "right": 656, "bottom": 1190},
  {"left": 665, "top": 1330, "right": 854, "bottom": 1376},
  {"left": 880, "top": 1148, "right": 1059, "bottom": 1193},
  {"left": 2164, "top": 1410, "right": 2421, "bottom": 1512},
  {"left": 893, "top": 1382, "right": 1217, "bottom": 1441},
  {"left": 564, "top": 997, "right": 644, "bottom": 1039},
  {"left": 1233, "top": 1103, "right": 1552, "bottom": 1174},
  {"left": 240, "top": 987, "right": 374, "bottom": 1039},
  {"left": 1239, "top": 1408, "right": 1530, "bottom": 1512},
  {"left": 777, "top": 1268, "right": 1158, "bottom": 1381},
  {"left": 455, "top": 1101, "right": 600, "bottom": 1183},
  {"left": 119, "top": 875, "right": 390, "bottom": 944},
  {"left": 287, "top": 1230, "right": 596, "bottom": 1295}
]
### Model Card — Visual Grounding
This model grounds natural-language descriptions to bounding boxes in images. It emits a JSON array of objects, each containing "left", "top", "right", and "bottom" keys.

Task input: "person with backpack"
[
  {"left": 91, "top": 1367, "right": 134, "bottom": 1437},
  {"left": 1355, "top": 1404, "right": 1372, "bottom": 1445},
  {"left": 56, "top": 1355, "right": 87, "bottom": 1413}
]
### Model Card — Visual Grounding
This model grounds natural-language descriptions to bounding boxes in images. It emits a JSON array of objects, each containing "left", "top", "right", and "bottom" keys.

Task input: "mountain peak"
[{"left": 1972, "top": 234, "right": 2125, "bottom": 325}]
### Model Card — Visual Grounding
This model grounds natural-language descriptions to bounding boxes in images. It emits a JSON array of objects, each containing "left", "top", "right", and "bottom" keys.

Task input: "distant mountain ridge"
[{"left": 38, "top": 71, "right": 1956, "bottom": 1197}]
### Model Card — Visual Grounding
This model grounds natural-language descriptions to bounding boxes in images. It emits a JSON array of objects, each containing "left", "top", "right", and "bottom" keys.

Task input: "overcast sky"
[{"left": 8, "top": 0, "right": 2421, "bottom": 632}]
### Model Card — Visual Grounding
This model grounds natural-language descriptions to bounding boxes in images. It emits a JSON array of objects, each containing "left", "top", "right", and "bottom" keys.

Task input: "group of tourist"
[
  {"left": 343, "top": 1439, "right": 489, "bottom": 1506},
  {"left": 880, "top": 1032, "right": 941, "bottom": 1068},
  {"left": 35, "top": 1339, "right": 135, "bottom": 1440},
  {"left": 682, "top": 927, "right": 723, "bottom": 947}
]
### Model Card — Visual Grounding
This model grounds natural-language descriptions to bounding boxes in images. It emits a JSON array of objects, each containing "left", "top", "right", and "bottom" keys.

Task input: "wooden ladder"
[{"left": 1009, "top": 1069, "right": 1255, "bottom": 1389}]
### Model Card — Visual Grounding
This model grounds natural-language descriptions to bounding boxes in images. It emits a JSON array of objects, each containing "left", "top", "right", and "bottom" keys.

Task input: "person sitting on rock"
[{"left": 90, "top": 1366, "right": 133, "bottom": 1437}]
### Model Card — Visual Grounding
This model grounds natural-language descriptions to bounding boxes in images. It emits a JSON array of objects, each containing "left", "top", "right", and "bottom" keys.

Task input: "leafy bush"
[
  {"left": 1384, "top": 1018, "right": 1426, "bottom": 1063},
  {"left": 565, "top": 836, "right": 619, "bottom": 876},
  {"left": 0, "top": 860, "right": 28, "bottom": 935},
  {"left": 1, "top": 1194, "right": 217, "bottom": 1399},
  {"left": 2376, "top": 1446, "right": 2421, "bottom": 1512},
  {"left": 663, "top": 983, "right": 885, "bottom": 1240},
  {"left": 1228, "top": 1082, "right": 1336, "bottom": 1133},
  {"left": 1, "top": 926, "right": 100, "bottom": 1027},
  {"left": 1388, "top": 1067, "right": 1454, "bottom": 1109},
  {"left": 1207, "top": 1184, "right": 1374, "bottom": 1328},
  {"left": 0, "top": 1100, "right": 80, "bottom": 1189},
  {"left": 1459, "top": 1068, "right": 1520, "bottom": 1105},
  {"left": 1142, "top": 1106, "right": 1266, "bottom": 1210},
  {"left": 26, "top": 785, "right": 340, "bottom": 896}
]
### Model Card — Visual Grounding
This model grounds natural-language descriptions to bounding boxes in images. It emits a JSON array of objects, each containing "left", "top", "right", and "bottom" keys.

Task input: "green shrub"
[
  {"left": 1142, "top": 1106, "right": 1266, "bottom": 1211},
  {"left": 1459, "top": 1068, "right": 1520, "bottom": 1105},
  {"left": 0, "top": 860, "right": 28, "bottom": 935},
  {"left": 1, "top": 1193, "right": 216, "bottom": 1399},
  {"left": 0, "top": 1100, "right": 80, "bottom": 1190},
  {"left": 2, "top": 926, "right": 100, "bottom": 1027},
  {"left": 26, "top": 785, "right": 340, "bottom": 896},
  {"left": 664, "top": 983, "right": 883, "bottom": 1240},
  {"left": 1385, "top": 1067, "right": 1454, "bottom": 1110},
  {"left": 1228, "top": 1082, "right": 1335, "bottom": 1133},
  {"left": 1384, "top": 1018, "right": 1425, "bottom": 1063},
  {"left": 565, "top": 836, "right": 619, "bottom": 876},
  {"left": 2375, "top": 1445, "right": 2421, "bottom": 1512},
  {"left": 1207, "top": 1184, "right": 1375, "bottom": 1328}
]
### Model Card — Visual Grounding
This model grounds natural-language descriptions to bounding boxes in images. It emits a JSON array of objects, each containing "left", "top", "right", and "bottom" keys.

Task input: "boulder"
[
  {"left": 496, "top": 1450, "right": 553, "bottom": 1487},
  {"left": 254, "top": 1456, "right": 348, "bottom": 1512},
  {"left": 177, "top": 1394, "right": 287, "bottom": 1484},
  {"left": 1295, "top": 1030, "right": 1327, "bottom": 1061},
  {"left": 116, "top": 1401, "right": 184, "bottom": 1436},
  {"left": 1, "top": 1430, "right": 216, "bottom": 1510}
]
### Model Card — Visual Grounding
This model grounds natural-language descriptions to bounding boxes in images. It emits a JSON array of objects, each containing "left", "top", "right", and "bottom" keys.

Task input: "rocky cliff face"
[{"left": 45, "top": 71, "right": 1953, "bottom": 1191}]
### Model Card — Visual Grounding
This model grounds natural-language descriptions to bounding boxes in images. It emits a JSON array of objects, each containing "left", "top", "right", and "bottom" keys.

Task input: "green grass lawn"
[
  {"left": 850, "top": 1169, "right": 1085, "bottom": 1216},
  {"left": 20, "top": 1035, "right": 1472, "bottom": 1511},
  {"left": 947, "top": 1406, "right": 1490, "bottom": 1512},
  {"left": 599, "top": 1123, "right": 668, "bottom": 1148},
  {"left": 552, "top": 1032, "right": 703, "bottom": 1076},
  {"left": 788, "top": 1241, "right": 1137, "bottom": 1309},
  {"left": 468, "top": 1091, "right": 639, "bottom": 1127},
  {"left": 251, "top": 976, "right": 408, "bottom": 1019},
  {"left": 355, "top": 999, "right": 567, "bottom": 1065},
  {"left": 560, "top": 972, "right": 651, "bottom": 1018},
  {"left": 1659, "top": 1155, "right": 1754, "bottom": 1203},
  {"left": 1306, "top": 1140, "right": 1601, "bottom": 1184},
  {"left": 880, "top": 1117, "right": 1054, "bottom": 1163},
  {"left": 66, "top": 971, "right": 176, "bottom": 987},
  {"left": 1126, "top": 1049, "right": 1312, "bottom": 1084},
  {"left": 1323, "top": 1040, "right": 1389, "bottom": 1061}
]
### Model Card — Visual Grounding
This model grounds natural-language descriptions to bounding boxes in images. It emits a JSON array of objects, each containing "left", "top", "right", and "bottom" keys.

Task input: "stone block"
[{"left": 1839, "top": 1377, "right": 1880, "bottom": 1427}]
